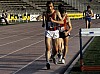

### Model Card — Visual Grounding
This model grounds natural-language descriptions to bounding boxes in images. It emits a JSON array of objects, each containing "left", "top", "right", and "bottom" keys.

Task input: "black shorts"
[{"left": 59, "top": 31, "right": 70, "bottom": 38}]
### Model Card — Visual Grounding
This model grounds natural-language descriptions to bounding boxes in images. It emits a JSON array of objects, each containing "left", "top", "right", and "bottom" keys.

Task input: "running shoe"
[
  {"left": 58, "top": 53, "right": 62, "bottom": 62},
  {"left": 52, "top": 57, "right": 57, "bottom": 64},
  {"left": 62, "top": 58, "right": 65, "bottom": 64},
  {"left": 46, "top": 63, "right": 50, "bottom": 70}
]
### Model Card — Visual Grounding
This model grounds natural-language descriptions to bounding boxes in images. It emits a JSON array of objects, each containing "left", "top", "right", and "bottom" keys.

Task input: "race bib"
[{"left": 59, "top": 27, "right": 65, "bottom": 32}]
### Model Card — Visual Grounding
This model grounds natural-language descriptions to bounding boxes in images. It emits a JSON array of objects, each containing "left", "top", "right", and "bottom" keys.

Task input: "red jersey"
[{"left": 60, "top": 15, "right": 68, "bottom": 31}]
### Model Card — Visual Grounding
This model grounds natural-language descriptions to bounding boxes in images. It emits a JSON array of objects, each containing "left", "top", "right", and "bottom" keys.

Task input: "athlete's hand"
[
  {"left": 50, "top": 17, "right": 54, "bottom": 22},
  {"left": 42, "top": 24, "right": 45, "bottom": 27},
  {"left": 64, "top": 31, "right": 69, "bottom": 36}
]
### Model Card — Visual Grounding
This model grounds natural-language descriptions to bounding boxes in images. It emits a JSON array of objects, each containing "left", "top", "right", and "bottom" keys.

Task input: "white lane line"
[
  {"left": 0, "top": 21, "right": 80, "bottom": 40},
  {"left": 12, "top": 33, "right": 79, "bottom": 74},
  {"left": 0, "top": 32, "right": 43, "bottom": 47},
  {"left": 12, "top": 53, "right": 45, "bottom": 74},
  {"left": 69, "top": 33, "right": 79, "bottom": 40},
  {"left": 1, "top": 21, "right": 84, "bottom": 73},
  {"left": 0, "top": 26, "right": 28, "bottom": 33},
  {"left": 0, "top": 39, "right": 44, "bottom": 59},
  {"left": 0, "top": 25, "right": 41, "bottom": 34},
  {"left": 0, "top": 29, "right": 43, "bottom": 40},
  {"left": 0, "top": 24, "right": 80, "bottom": 47},
  {"left": 11, "top": 22, "right": 84, "bottom": 74},
  {"left": 0, "top": 24, "right": 40, "bottom": 33}
]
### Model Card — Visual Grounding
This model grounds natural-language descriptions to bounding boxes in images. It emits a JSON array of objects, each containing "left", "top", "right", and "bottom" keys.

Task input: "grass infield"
[{"left": 69, "top": 36, "right": 100, "bottom": 74}]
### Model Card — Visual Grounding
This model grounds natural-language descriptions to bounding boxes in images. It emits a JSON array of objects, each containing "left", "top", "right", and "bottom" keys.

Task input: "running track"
[{"left": 0, "top": 19, "right": 100, "bottom": 74}]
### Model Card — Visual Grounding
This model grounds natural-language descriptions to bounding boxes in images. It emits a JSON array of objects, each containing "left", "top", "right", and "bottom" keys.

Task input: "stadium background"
[
  {"left": 0, "top": 0, "right": 100, "bottom": 23},
  {"left": 0, "top": 0, "right": 99, "bottom": 74}
]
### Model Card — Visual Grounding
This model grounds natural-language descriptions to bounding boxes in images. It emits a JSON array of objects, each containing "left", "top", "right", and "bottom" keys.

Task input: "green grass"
[{"left": 69, "top": 37, "right": 100, "bottom": 74}]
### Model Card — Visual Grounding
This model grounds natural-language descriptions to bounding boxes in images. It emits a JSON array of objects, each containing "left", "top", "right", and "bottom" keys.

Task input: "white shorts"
[{"left": 45, "top": 30, "right": 59, "bottom": 39}]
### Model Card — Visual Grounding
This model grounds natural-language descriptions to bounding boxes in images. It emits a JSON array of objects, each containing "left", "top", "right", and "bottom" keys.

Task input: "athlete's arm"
[
  {"left": 90, "top": 10, "right": 94, "bottom": 17},
  {"left": 42, "top": 12, "right": 46, "bottom": 27},
  {"left": 83, "top": 10, "right": 86, "bottom": 18},
  {"left": 36, "top": 12, "right": 46, "bottom": 27},
  {"left": 66, "top": 15, "right": 72, "bottom": 34},
  {"left": 50, "top": 10, "right": 64, "bottom": 24}
]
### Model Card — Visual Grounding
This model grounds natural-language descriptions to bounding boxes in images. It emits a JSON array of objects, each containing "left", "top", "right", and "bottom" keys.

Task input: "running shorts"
[
  {"left": 59, "top": 30, "right": 70, "bottom": 38},
  {"left": 45, "top": 30, "right": 59, "bottom": 39}
]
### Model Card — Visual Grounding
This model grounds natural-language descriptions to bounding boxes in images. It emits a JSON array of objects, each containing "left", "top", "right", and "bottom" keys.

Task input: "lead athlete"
[
  {"left": 83, "top": 5, "right": 94, "bottom": 28},
  {"left": 37, "top": 1, "right": 64, "bottom": 69}
]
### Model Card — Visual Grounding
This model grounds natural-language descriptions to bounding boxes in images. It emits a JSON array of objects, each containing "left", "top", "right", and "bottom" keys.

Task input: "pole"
[{"left": 79, "top": 29, "right": 84, "bottom": 71}]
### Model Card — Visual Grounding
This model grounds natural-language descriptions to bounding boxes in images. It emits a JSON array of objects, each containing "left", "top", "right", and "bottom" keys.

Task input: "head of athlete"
[
  {"left": 87, "top": 5, "right": 91, "bottom": 11},
  {"left": 46, "top": 1, "right": 54, "bottom": 13},
  {"left": 58, "top": 4, "right": 66, "bottom": 17}
]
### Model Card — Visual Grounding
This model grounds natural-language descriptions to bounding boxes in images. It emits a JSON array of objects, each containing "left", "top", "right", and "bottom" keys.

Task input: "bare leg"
[
  {"left": 45, "top": 37, "right": 52, "bottom": 63},
  {"left": 86, "top": 20, "right": 89, "bottom": 29},
  {"left": 53, "top": 38, "right": 59, "bottom": 56},
  {"left": 58, "top": 38, "right": 64, "bottom": 62},
  {"left": 88, "top": 21, "right": 91, "bottom": 28},
  {"left": 51, "top": 38, "right": 59, "bottom": 64},
  {"left": 63, "top": 37, "right": 69, "bottom": 59},
  {"left": 58, "top": 38, "right": 64, "bottom": 53}
]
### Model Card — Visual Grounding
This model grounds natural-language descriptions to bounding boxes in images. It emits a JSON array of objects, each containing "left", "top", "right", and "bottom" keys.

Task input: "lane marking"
[
  {"left": 0, "top": 39, "right": 44, "bottom": 59},
  {"left": 0, "top": 33, "right": 43, "bottom": 47},
  {"left": 12, "top": 33, "right": 79, "bottom": 74},
  {"left": 11, "top": 21, "right": 85, "bottom": 73},
  {"left": 0, "top": 21, "right": 86, "bottom": 73},
  {"left": 0, "top": 21, "right": 80, "bottom": 40},
  {"left": 12, "top": 53, "right": 45, "bottom": 74},
  {"left": 0, "top": 23, "right": 40, "bottom": 33},
  {"left": 0, "top": 29, "right": 43, "bottom": 40}
]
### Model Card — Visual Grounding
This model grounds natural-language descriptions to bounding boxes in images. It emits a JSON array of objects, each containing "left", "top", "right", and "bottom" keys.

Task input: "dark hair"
[
  {"left": 46, "top": 1, "right": 54, "bottom": 7},
  {"left": 87, "top": 5, "right": 91, "bottom": 9},
  {"left": 58, "top": 4, "right": 66, "bottom": 14}
]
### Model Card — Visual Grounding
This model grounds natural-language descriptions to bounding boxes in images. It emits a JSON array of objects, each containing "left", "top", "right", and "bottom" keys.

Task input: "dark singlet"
[
  {"left": 85, "top": 10, "right": 92, "bottom": 17},
  {"left": 46, "top": 10, "right": 58, "bottom": 31}
]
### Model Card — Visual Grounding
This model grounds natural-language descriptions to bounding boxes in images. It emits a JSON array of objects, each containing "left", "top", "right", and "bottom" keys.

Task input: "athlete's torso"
[
  {"left": 85, "top": 10, "right": 92, "bottom": 17},
  {"left": 44, "top": 10, "right": 58, "bottom": 31},
  {"left": 59, "top": 15, "right": 68, "bottom": 32}
]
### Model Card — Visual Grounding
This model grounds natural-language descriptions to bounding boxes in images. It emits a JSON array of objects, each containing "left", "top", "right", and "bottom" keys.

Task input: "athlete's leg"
[
  {"left": 88, "top": 18, "right": 92, "bottom": 28},
  {"left": 50, "top": 30, "right": 59, "bottom": 64},
  {"left": 58, "top": 38, "right": 64, "bottom": 62},
  {"left": 52, "top": 38, "right": 59, "bottom": 55},
  {"left": 50, "top": 39, "right": 55, "bottom": 60},
  {"left": 85, "top": 20, "right": 89, "bottom": 29},
  {"left": 58, "top": 38, "right": 64, "bottom": 54},
  {"left": 45, "top": 37, "right": 52, "bottom": 63},
  {"left": 52, "top": 30, "right": 59, "bottom": 56},
  {"left": 62, "top": 36, "right": 69, "bottom": 64},
  {"left": 52, "top": 38, "right": 59, "bottom": 64},
  {"left": 45, "top": 37, "right": 52, "bottom": 69}
]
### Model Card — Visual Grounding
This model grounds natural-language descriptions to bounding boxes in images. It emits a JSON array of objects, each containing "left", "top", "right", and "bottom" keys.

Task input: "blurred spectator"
[
  {"left": 83, "top": 5, "right": 94, "bottom": 28},
  {"left": 0, "top": 10, "right": 9, "bottom": 25}
]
